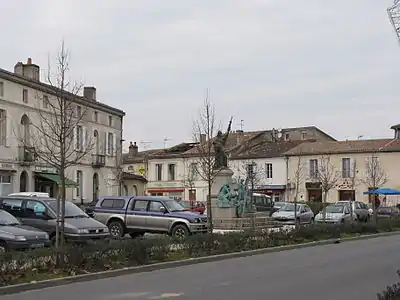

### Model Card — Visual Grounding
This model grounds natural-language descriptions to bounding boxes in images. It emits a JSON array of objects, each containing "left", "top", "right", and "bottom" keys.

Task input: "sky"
[{"left": 2, "top": 0, "right": 400, "bottom": 151}]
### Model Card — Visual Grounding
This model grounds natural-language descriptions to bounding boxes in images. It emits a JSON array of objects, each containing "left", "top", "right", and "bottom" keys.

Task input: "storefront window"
[
  {"left": 0, "top": 174, "right": 13, "bottom": 196},
  {"left": 169, "top": 192, "right": 182, "bottom": 201}
]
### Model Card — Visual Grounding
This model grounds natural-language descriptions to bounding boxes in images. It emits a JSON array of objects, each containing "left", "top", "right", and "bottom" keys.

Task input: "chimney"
[
  {"left": 128, "top": 141, "right": 139, "bottom": 158},
  {"left": 83, "top": 87, "right": 96, "bottom": 101},
  {"left": 14, "top": 58, "right": 40, "bottom": 81},
  {"left": 391, "top": 124, "right": 400, "bottom": 139},
  {"left": 236, "top": 130, "right": 244, "bottom": 145},
  {"left": 200, "top": 134, "right": 206, "bottom": 144}
]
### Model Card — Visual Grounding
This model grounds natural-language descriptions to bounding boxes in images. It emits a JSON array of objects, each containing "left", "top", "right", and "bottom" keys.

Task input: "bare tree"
[
  {"left": 361, "top": 154, "right": 387, "bottom": 222},
  {"left": 315, "top": 155, "right": 340, "bottom": 217},
  {"left": 192, "top": 92, "right": 220, "bottom": 232},
  {"left": 19, "top": 42, "right": 94, "bottom": 260},
  {"left": 181, "top": 158, "right": 197, "bottom": 200},
  {"left": 290, "top": 155, "right": 305, "bottom": 227}
]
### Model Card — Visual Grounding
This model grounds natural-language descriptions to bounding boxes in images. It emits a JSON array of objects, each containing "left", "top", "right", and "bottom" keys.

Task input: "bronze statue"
[{"left": 213, "top": 117, "right": 232, "bottom": 169}]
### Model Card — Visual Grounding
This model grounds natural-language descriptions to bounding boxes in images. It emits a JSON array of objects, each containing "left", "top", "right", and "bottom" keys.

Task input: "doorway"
[
  {"left": 93, "top": 173, "right": 99, "bottom": 202},
  {"left": 20, "top": 171, "right": 28, "bottom": 192}
]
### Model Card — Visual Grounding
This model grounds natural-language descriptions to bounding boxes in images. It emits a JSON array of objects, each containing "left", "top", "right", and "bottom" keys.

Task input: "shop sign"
[
  {"left": 35, "top": 166, "right": 56, "bottom": 174},
  {"left": 0, "top": 163, "right": 15, "bottom": 170}
]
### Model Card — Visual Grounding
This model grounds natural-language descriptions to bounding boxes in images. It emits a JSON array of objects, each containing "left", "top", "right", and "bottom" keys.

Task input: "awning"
[{"left": 36, "top": 173, "right": 78, "bottom": 188}]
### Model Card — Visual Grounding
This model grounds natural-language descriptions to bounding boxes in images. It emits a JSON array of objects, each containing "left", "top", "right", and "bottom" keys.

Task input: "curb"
[{"left": 1, "top": 230, "right": 400, "bottom": 295}]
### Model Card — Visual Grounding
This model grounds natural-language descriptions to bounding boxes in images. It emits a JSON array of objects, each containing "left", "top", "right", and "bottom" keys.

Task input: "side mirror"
[{"left": 159, "top": 207, "right": 166, "bottom": 214}]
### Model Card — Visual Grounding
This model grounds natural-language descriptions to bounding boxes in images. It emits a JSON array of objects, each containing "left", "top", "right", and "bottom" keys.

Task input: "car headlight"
[
  {"left": 103, "top": 227, "right": 109, "bottom": 233},
  {"left": 192, "top": 218, "right": 201, "bottom": 223},
  {"left": 43, "top": 233, "right": 49, "bottom": 240},
  {"left": 77, "top": 229, "right": 89, "bottom": 234},
  {"left": 14, "top": 235, "right": 27, "bottom": 241}
]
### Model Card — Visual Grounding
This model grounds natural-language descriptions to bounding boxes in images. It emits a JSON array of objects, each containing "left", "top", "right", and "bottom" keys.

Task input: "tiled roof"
[
  {"left": 284, "top": 139, "right": 400, "bottom": 156},
  {"left": 231, "top": 140, "right": 307, "bottom": 159},
  {"left": 122, "top": 148, "right": 164, "bottom": 163}
]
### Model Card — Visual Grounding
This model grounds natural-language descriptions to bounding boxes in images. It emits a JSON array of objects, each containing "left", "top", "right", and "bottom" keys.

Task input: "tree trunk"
[
  {"left": 294, "top": 187, "right": 298, "bottom": 229},
  {"left": 207, "top": 181, "right": 213, "bottom": 233},
  {"left": 59, "top": 168, "right": 66, "bottom": 268},
  {"left": 322, "top": 191, "right": 328, "bottom": 219},
  {"left": 55, "top": 193, "right": 61, "bottom": 267}
]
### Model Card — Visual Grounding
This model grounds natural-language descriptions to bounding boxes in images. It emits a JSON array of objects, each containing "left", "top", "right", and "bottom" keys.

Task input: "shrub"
[
  {"left": 377, "top": 270, "right": 400, "bottom": 299},
  {"left": 0, "top": 220, "right": 398, "bottom": 287}
]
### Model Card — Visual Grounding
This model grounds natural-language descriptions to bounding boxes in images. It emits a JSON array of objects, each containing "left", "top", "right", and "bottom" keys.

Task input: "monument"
[{"left": 210, "top": 117, "right": 257, "bottom": 219}]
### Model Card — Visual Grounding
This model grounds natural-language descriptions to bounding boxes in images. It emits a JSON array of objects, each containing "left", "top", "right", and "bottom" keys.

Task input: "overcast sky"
[{"left": 2, "top": 0, "right": 400, "bottom": 150}]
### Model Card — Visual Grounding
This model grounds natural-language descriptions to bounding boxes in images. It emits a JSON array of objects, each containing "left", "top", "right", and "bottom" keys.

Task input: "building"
[
  {"left": 229, "top": 126, "right": 336, "bottom": 202},
  {"left": 0, "top": 58, "right": 125, "bottom": 201},
  {"left": 284, "top": 125, "right": 400, "bottom": 204}
]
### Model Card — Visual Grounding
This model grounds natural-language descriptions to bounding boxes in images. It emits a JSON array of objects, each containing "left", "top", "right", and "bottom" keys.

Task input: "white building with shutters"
[{"left": 0, "top": 58, "right": 125, "bottom": 202}]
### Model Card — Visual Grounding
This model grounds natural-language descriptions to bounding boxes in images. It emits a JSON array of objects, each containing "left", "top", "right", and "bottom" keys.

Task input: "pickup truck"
[{"left": 93, "top": 196, "right": 208, "bottom": 239}]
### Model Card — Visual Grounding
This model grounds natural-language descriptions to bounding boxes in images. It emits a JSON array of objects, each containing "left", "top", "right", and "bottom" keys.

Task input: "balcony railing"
[
  {"left": 18, "top": 146, "right": 35, "bottom": 163},
  {"left": 92, "top": 154, "right": 105, "bottom": 168}
]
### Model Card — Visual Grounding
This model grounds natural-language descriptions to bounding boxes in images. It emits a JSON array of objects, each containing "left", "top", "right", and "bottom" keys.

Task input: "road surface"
[{"left": 3, "top": 235, "right": 400, "bottom": 300}]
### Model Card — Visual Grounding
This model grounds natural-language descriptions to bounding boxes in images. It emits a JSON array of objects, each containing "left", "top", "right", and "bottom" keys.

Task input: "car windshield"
[
  {"left": 0, "top": 210, "right": 20, "bottom": 226},
  {"left": 179, "top": 201, "right": 190, "bottom": 208},
  {"left": 274, "top": 202, "right": 286, "bottom": 208},
  {"left": 164, "top": 200, "right": 185, "bottom": 212},
  {"left": 325, "top": 205, "right": 344, "bottom": 214},
  {"left": 45, "top": 200, "right": 89, "bottom": 218},
  {"left": 279, "top": 204, "right": 301, "bottom": 212}
]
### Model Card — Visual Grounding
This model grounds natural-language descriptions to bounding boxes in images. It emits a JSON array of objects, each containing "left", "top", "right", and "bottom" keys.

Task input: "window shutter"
[
  {"left": 82, "top": 127, "right": 87, "bottom": 151},
  {"left": 5, "top": 112, "right": 10, "bottom": 147},
  {"left": 350, "top": 158, "right": 356, "bottom": 177},
  {"left": 73, "top": 126, "right": 78, "bottom": 151},
  {"left": 105, "top": 132, "right": 109, "bottom": 155},
  {"left": 113, "top": 133, "right": 117, "bottom": 156}
]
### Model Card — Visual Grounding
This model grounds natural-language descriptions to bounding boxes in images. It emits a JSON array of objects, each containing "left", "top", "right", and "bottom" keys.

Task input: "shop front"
[
  {"left": 34, "top": 168, "right": 77, "bottom": 198},
  {"left": 337, "top": 179, "right": 355, "bottom": 201},
  {"left": 147, "top": 189, "right": 184, "bottom": 201},
  {"left": 254, "top": 185, "right": 286, "bottom": 202}
]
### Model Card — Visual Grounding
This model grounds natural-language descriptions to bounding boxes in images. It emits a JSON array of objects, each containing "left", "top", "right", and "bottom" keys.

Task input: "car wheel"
[
  {"left": 0, "top": 241, "right": 7, "bottom": 253},
  {"left": 366, "top": 215, "right": 370, "bottom": 223},
  {"left": 108, "top": 221, "right": 125, "bottom": 239},
  {"left": 129, "top": 232, "right": 144, "bottom": 239},
  {"left": 171, "top": 224, "right": 189, "bottom": 239}
]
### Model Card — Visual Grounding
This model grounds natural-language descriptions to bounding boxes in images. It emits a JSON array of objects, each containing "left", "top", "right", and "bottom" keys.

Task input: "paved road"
[{"left": 3, "top": 235, "right": 400, "bottom": 300}]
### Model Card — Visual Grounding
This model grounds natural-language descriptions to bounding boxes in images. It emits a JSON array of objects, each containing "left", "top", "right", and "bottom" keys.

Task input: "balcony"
[
  {"left": 92, "top": 154, "right": 105, "bottom": 168},
  {"left": 18, "top": 146, "right": 36, "bottom": 164}
]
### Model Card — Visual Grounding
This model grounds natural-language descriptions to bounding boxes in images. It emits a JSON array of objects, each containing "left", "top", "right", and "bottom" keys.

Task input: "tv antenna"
[{"left": 140, "top": 141, "right": 152, "bottom": 150}]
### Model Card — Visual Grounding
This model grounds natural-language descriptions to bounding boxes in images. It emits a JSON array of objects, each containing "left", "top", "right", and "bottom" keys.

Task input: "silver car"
[
  {"left": 271, "top": 203, "right": 314, "bottom": 225},
  {"left": 336, "top": 201, "right": 370, "bottom": 222},
  {"left": 315, "top": 204, "right": 355, "bottom": 224}
]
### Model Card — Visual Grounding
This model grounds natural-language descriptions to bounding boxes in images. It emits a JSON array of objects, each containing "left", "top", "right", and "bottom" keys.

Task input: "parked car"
[
  {"left": 270, "top": 201, "right": 287, "bottom": 216},
  {"left": 0, "top": 209, "right": 50, "bottom": 252},
  {"left": 180, "top": 200, "right": 205, "bottom": 214},
  {"left": 93, "top": 196, "right": 208, "bottom": 239},
  {"left": 252, "top": 193, "right": 274, "bottom": 212},
  {"left": 0, "top": 196, "right": 110, "bottom": 244},
  {"left": 366, "top": 203, "right": 374, "bottom": 216},
  {"left": 8, "top": 192, "right": 50, "bottom": 198},
  {"left": 271, "top": 203, "right": 314, "bottom": 225},
  {"left": 314, "top": 204, "right": 354, "bottom": 224},
  {"left": 336, "top": 201, "right": 370, "bottom": 222},
  {"left": 376, "top": 206, "right": 400, "bottom": 219}
]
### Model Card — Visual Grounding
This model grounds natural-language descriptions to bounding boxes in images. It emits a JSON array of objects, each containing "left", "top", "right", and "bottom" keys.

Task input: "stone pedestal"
[{"left": 210, "top": 168, "right": 237, "bottom": 219}]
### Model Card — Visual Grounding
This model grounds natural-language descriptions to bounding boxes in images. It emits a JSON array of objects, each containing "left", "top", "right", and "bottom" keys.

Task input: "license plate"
[{"left": 30, "top": 243, "right": 44, "bottom": 248}]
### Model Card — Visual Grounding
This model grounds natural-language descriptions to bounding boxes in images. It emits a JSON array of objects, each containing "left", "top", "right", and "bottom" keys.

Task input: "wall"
[{"left": 287, "top": 151, "right": 400, "bottom": 204}]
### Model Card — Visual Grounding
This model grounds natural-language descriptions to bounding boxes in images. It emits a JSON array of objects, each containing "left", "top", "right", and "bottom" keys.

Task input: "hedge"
[
  {"left": 377, "top": 270, "right": 400, "bottom": 299},
  {"left": 1, "top": 219, "right": 400, "bottom": 287}
]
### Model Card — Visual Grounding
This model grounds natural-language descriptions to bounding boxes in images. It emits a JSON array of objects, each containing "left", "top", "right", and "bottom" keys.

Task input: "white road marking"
[
  {"left": 148, "top": 293, "right": 183, "bottom": 299},
  {"left": 109, "top": 292, "right": 149, "bottom": 298}
]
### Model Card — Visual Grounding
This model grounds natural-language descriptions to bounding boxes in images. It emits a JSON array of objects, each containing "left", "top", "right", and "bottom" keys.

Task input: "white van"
[{"left": 8, "top": 192, "right": 50, "bottom": 198}]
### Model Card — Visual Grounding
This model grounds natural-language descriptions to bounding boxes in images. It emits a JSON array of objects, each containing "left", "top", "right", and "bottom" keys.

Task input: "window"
[
  {"left": 76, "top": 170, "right": 82, "bottom": 198},
  {"left": 133, "top": 200, "right": 148, "bottom": 211},
  {"left": 189, "top": 189, "right": 196, "bottom": 200},
  {"left": 189, "top": 163, "right": 198, "bottom": 180},
  {"left": 284, "top": 133, "right": 290, "bottom": 141},
  {"left": 76, "top": 125, "right": 83, "bottom": 150},
  {"left": 76, "top": 106, "right": 82, "bottom": 118},
  {"left": 265, "top": 163, "right": 273, "bottom": 179},
  {"left": 155, "top": 164, "right": 162, "bottom": 181},
  {"left": 342, "top": 158, "right": 351, "bottom": 178},
  {"left": 22, "top": 89, "right": 28, "bottom": 103},
  {"left": 107, "top": 132, "right": 113, "bottom": 155},
  {"left": 93, "top": 111, "right": 98, "bottom": 122},
  {"left": 0, "top": 109, "right": 6, "bottom": 146},
  {"left": 247, "top": 163, "right": 256, "bottom": 177},
  {"left": 149, "top": 201, "right": 165, "bottom": 212},
  {"left": 100, "top": 199, "right": 125, "bottom": 209},
  {"left": 0, "top": 82, "right": 3, "bottom": 97},
  {"left": 168, "top": 164, "right": 176, "bottom": 181},
  {"left": 301, "top": 131, "right": 307, "bottom": 140},
  {"left": 0, "top": 175, "right": 11, "bottom": 183},
  {"left": 25, "top": 200, "right": 47, "bottom": 219},
  {"left": 43, "top": 95, "right": 49, "bottom": 108},
  {"left": 1, "top": 199, "right": 23, "bottom": 217},
  {"left": 309, "top": 159, "right": 318, "bottom": 178},
  {"left": 108, "top": 115, "right": 112, "bottom": 126}
]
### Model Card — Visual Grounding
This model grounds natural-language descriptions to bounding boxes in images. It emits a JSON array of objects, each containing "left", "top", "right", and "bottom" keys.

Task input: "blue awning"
[{"left": 363, "top": 188, "right": 400, "bottom": 195}]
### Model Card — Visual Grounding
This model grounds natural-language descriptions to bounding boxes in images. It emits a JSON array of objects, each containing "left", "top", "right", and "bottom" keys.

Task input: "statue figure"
[
  {"left": 217, "top": 183, "right": 233, "bottom": 208},
  {"left": 213, "top": 117, "right": 233, "bottom": 169},
  {"left": 235, "top": 178, "right": 256, "bottom": 217}
]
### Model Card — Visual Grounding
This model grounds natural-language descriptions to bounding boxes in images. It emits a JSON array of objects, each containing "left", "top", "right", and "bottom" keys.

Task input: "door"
[
  {"left": 146, "top": 200, "right": 170, "bottom": 232},
  {"left": 125, "top": 199, "right": 148, "bottom": 230},
  {"left": 20, "top": 200, "right": 53, "bottom": 233}
]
